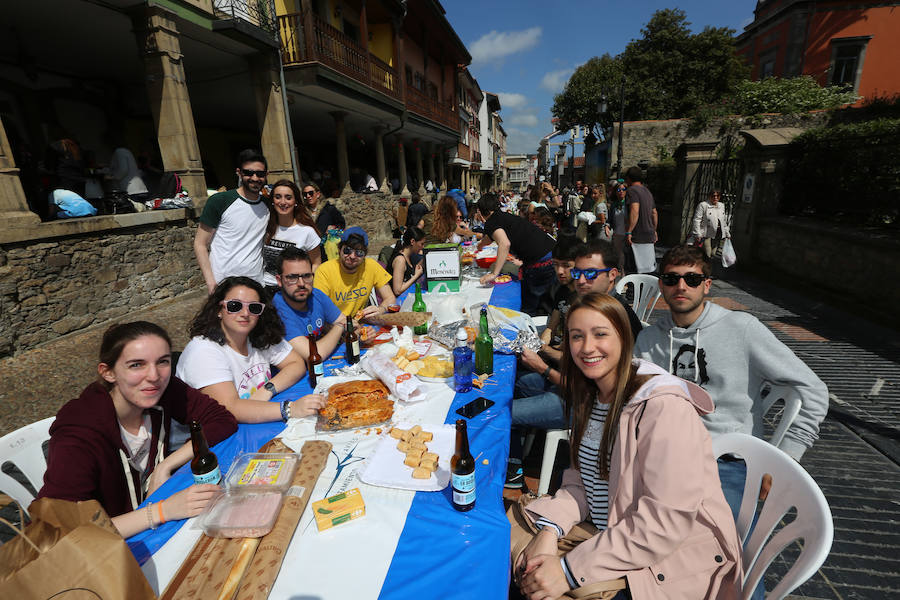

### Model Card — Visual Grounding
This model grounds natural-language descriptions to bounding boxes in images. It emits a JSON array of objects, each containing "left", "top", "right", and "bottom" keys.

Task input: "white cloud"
[
  {"left": 508, "top": 113, "right": 539, "bottom": 128},
  {"left": 540, "top": 68, "right": 574, "bottom": 93},
  {"left": 497, "top": 92, "right": 528, "bottom": 110},
  {"left": 505, "top": 127, "right": 541, "bottom": 154},
  {"left": 470, "top": 27, "right": 542, "bottom": 64}
]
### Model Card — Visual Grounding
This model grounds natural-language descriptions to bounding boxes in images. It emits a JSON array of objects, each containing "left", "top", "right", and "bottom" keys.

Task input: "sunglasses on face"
[
  {"left": 570, "top": 267, "right": 612, "bottom": 281},
  {"left": 240, "top": 168, "right": 267, "bottom": 178},
  {"left": 616, "top": 187, "right": 627, "bottom": 192},
  {"left": 342, "top": 246, "right": 366, "bottom": 258},
  {"left": 659, "top": 272, "right": 708, "bottom": 287},
  {"left": 221, "top": 299, "right": 266, "bottom": 315},
  {"left": 302, "top": 190, "right": 315, "bottom": 197},
  {"left": 282, "top": 273, "right": 314, "bottom": 284}
]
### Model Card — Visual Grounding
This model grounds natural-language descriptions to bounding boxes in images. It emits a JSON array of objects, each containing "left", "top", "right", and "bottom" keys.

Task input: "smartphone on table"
[{"left": 456, "top": 396, "right": 495, "bottom": 419}]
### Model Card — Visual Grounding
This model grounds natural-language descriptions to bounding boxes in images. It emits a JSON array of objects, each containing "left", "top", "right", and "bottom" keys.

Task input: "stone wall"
[
  {"left": 610, "top": 112, "right": 830, "bottom": 170},
  {"left": 755, "top": 217, "right": 900, "bottom": 325},
  {"left": 334, "top": 190, "right": 437, "bottom": 246},
  {"left": 0, "top": 217, "right": 203, "bottom": 357}
]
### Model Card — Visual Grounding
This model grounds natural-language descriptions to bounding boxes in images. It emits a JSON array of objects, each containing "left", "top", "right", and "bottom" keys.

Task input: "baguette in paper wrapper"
[
  {"left": 361, "top": 351, "right": 428, "bottom": 402},
  {"left": 364, "top": 311, "right": 432, "bottom": 329}
]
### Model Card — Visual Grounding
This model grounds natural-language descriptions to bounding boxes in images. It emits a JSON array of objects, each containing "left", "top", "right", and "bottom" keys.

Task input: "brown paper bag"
[{"left": 0, "top": 497, "right": 156, "bottom": 600}]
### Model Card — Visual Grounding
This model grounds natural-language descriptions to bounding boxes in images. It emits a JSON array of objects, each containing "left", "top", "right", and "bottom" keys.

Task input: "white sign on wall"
[{"left": 742, "top": 173, "right": 756, "bottom": 203}]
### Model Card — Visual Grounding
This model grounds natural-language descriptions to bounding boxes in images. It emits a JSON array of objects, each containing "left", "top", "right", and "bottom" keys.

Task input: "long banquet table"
[{"left": 128, "top": 278, "right": 521, "bottom": 599}]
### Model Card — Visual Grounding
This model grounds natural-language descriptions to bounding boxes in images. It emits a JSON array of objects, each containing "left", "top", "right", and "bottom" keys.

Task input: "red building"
[{"left": 735, "top": 0, "right": 900, "bottom": 100}]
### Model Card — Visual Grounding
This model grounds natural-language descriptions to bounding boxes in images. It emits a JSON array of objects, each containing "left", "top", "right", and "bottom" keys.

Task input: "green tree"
[{"left": 551, "top": 9, "right": 748, "bottom": 130}]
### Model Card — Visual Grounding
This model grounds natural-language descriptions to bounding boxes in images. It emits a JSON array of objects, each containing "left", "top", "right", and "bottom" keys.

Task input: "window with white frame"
[{"left": 829, "top": 36, "right": 871, "bottom": 92}]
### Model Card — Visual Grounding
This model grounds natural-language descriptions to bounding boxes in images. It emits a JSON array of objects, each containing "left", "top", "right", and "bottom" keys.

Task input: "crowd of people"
[{"left": 34, "top": 147, "right": 828, "bottom": 600}]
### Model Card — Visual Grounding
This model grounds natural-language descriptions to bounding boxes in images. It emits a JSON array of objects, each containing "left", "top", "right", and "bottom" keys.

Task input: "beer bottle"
[
  {"left": 474, "top": 305, "right": 493, "bottom": 375},
  {"left": 412, "top": 283, "right": 428, "bottom": 335},
  {"left": 190, "top": 421, "right": 221, "bottom": 485},
  {"left": 452, "top": 327, "right": 473, "bottom": 393},
  {"left": 345, "top": 320, "right": 360, "bottom": 365},
  {"left": 451, "top": 419, "right": 475, "bottom": 512},
  {"left": 308, "top": 331, "right": 324, "bottom": 388}
]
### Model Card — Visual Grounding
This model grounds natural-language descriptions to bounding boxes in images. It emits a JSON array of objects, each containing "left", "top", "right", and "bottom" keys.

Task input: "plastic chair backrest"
[
  {"left": 0, "top": 417, "right": 55, "bottom": 516},
  {"left": 614, "top": 273, "right": 662, "bottom": 325},
  {"left": 759, "top": 383, "right": 803, "bottom": 448},
  {"left": 712, "top": 433, "right": 833, "bottom": 600}
]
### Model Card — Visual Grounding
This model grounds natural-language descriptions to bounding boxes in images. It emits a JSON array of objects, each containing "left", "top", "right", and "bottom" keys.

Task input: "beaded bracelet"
[
  {"left": 157, "top": 501, "right": 166, "bottom": 525},
  {"left": 146, "top": 502, "right": 156, "bottom": 530}
]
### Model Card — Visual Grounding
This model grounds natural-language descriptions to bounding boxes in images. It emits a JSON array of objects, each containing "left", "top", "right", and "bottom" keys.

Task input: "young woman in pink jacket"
[{"left": 512, "top": 293, "right": 742, "bottom": 600}]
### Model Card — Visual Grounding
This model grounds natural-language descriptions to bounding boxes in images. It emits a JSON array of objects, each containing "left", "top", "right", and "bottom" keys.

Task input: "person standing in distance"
[
  {"left": 623, "top": 166, "right": 658, "bottom": 274},
  {"left": 194, "top": 149, "right": 270, "bottom": 293}
]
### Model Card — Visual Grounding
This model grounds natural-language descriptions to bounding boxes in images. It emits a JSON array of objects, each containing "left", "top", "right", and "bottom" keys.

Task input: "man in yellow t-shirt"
[{"left": 314, "top": 226, "right": 396, "bottom": 318}]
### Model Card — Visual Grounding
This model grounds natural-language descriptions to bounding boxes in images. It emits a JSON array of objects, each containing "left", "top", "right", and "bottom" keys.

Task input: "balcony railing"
[
  {"left": 407, "top": 85, "right": 457, "bottom": 130},
  {"left": 215, "top": 0, "right": 277, "bottom": 35},
  {"left": 277, "top": 11, "right": 401, "bottom": 101},
  {"left": 472, "top": 151, "right": 482, "bottom": 165}
]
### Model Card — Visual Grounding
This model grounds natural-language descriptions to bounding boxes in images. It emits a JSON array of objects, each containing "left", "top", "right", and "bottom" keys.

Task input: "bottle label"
[
  {"left": 193, "top": 466, "right": 221, "bottom": 485},
  {"left": 453, "top": 488, "right": 476, "bottom": 506},
  {"left": 314, "top": 363, "right": 324, "bottom": 376},
  {"left": 452, "top": 471, "right": 475, "bottom": 492},
  {"left": 351, "top": 340, "right": 360, "bottom": 356}
]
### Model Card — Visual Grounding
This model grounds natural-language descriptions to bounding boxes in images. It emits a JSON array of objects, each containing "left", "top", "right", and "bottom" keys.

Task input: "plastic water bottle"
[{"left": 453, "top": 327, "right": 473, "bottom": 393}]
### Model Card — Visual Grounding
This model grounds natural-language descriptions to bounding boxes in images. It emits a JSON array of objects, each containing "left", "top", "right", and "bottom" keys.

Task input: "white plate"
[
  {"left": 416, "top": 374, "right": 453, "bottom": 384},
  {"left": 359, "top": 423, "right": 454, "bottom": 491}
]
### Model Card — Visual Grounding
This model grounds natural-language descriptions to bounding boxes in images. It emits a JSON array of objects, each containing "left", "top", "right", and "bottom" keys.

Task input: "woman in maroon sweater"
[{"left": 38, "top": 321, "right": 237, "bottom": 538}]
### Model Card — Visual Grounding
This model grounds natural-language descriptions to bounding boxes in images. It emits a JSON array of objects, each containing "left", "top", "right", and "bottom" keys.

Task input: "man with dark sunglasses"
[
  {"left": 570, "top": 239, "right": 642, "bottom": 339},
  {"left": 273, "top": 246, "right": 346, "bottom": 361},
  {"left": 313, "top": 226, "right": 396, "bottom": 319},
  {"left": 194, "top": 149, "right": 270, "bottom": 293},
  {"left": 635, "top": 245, "right": 828, "bottom": 523}
]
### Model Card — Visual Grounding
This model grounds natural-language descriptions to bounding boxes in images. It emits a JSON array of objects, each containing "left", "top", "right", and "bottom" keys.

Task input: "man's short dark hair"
[
  {"left": 237, "top": 148, "right": 267, "bottom": 169},
  {"left": 339, "top": 233, "right": 368, "bottom": 251},
  {"left": 659, "top": 244, "right": 712, "bottom": 277},
  {"left": 574, "top": 238, "right": 617, "bottom": 270},
  {"left": 552, "top": 230, "right": 579, "bottom": 261},
  {"left": 477, "top": 193, "right": 499, "bottom": 216},
  {"left": 624, "top": 166, "right": 643, "bottom": 183},
  {"left": 277, "top": 246, "right": 312, "bottom": 274}
]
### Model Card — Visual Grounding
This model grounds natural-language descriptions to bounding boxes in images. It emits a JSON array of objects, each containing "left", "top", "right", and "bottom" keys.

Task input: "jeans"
[
  {"left": 521, "top": 259, "right": 556, "bottom": 316},
  {"left": 510, "top": 372, "right": 569, "bottom": 462},
  {"left": 717, "top": 458, "right": 765, "bottom": 600}
]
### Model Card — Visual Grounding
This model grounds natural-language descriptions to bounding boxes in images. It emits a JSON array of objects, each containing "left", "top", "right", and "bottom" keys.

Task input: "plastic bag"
[
  {"left": 361, "top": 351, "right": 428, "bottom": 402},
  {"left": 722, "top": 238, "right": 737, "bottom": 268}
]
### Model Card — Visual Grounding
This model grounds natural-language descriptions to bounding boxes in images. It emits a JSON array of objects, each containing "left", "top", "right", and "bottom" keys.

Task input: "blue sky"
[{"left": 443, "top": 1, "right": 758, "bottom": 154}]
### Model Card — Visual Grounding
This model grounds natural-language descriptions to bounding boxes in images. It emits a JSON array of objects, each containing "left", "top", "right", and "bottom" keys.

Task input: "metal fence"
[
  {"left": 214, "top": 0, "right": 277, "bottom": 36},
  {"left": 679, "top": 159, "right": 743, "bottom": 243}
]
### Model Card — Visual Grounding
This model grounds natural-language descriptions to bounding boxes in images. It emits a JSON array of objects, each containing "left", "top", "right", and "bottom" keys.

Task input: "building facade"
[{"left": 735, "top": 0, "right": 900, "bottom": 99}]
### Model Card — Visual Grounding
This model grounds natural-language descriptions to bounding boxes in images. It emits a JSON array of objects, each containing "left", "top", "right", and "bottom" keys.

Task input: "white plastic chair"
[
  {"left": 712, "top": 433, "right": 833, "bottom": 600},
  {"left": 614, "top": 273, "right": 662, "bottom": 326},
  {"left": 759, "top": 383, "right": 803, "bottom": 448},
  {"left": 0, "top": 417, "right": 54, "bottom": 516},
  {"left": 536, "top": 428, "right": 569, "bottom": 496}
]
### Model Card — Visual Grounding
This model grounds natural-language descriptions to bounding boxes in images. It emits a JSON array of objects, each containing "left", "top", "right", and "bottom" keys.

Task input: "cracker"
[
  {"left": 405, "top": 447, "right": 424, "bottom": 460},
  {"left": 420, "top": 458, "right": 437, "bottom": 471},
  {"left": 403, "top": 454, "right": 421, "bottom": 468},
  {"left": 390, "top": 428, "right": 405, "bottom": 439},
  {"left": 396, "top": 440, "right": 410, "bottom": 452},
  {"left": 412, "top": 467, "right": 431, "bottom": 479},
  {"left": 409, "top": 425, "right": 422, "bottom": 435},
  {"left": 422, "top": 452, "right": 439, "bottom": 463}
]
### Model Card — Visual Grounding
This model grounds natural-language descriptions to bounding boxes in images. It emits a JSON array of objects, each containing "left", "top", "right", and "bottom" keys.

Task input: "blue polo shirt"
[{"left": 273, "top": 288, "right": 343, "bottom": 340}]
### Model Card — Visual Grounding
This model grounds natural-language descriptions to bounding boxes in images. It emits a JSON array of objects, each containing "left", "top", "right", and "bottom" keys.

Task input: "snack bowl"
[{"left": 476, "top": 255, "right": 497, "bottom": 269}]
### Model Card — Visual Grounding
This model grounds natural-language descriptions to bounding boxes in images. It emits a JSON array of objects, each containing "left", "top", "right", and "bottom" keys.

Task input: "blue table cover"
[{"left": 127, "top": 280, "right": 521, "bottom": 599}]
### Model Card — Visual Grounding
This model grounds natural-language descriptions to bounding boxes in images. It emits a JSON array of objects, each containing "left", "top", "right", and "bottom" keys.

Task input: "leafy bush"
[
  {"left": 783, "top": 118, "right": 900, "bottom": 227},
  {"left": 729, "top": 76, "right": 856, "bottom": 114}
]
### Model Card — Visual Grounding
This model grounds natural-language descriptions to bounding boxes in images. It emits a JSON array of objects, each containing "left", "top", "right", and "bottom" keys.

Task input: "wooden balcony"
[
  {"left": 406, "top": 85, "right": 458, "bottom": 130},
  {"left": 278, "top": 12, "right": 401, "bottom": 102},
  {"left": 456, "top": 143, "right": 471, "bottom": 162}
]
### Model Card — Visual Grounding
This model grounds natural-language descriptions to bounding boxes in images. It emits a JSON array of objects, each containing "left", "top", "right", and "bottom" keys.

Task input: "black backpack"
[{"left": 154, "top": 172, "right": 183, "bottom": 198}]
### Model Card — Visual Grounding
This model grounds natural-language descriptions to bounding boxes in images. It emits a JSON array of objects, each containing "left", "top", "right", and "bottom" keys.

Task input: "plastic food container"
[
  {"left": 200, "top": 491, "right": 283, "bottom": 538},
  {"left": 475, "top": 255, "right": 497, "bottom": 269},
  {"left": 224, "top": 453, "right": 299, "bottom": 493}
]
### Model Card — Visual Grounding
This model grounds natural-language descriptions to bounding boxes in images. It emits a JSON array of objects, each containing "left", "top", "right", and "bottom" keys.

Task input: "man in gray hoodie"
[{"left": 634, "top": 245, "right": 828, "bottom": 518}]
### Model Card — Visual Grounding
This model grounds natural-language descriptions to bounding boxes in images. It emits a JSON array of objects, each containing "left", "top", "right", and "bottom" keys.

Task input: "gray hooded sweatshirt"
[{"left": 634, "top": 301, "right": 828, "bottom": 460}]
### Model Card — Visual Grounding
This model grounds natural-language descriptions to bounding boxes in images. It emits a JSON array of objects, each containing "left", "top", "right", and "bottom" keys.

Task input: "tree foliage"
[{"left": 551, "top": 9, "right": 748, "bottom": 132}]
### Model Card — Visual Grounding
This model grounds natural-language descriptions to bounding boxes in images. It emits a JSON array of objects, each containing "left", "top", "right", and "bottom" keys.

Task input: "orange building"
[{"left": 735, "top": 0, "right": 900, "bottom": 100}]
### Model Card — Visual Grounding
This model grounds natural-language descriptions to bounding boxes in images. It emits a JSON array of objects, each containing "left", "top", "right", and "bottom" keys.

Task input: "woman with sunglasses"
[
  {"left": 692, "top": 189, "right": 730, "bottom": 258},
  {"left": 301, "top": 181, "right": 345, "bottom": 234},
  {"left": 39, "top": 321, "right": 237, "bottom": 537},
  {"left": 177, "top": 276, "right": 324, "bottom": 423},
  {"left": 511, "top": 293, "right": 741, "bottom": 600},
  {"left": 386, "top": 226, "right": 425, "bottom": 296},
  {"left": 262, "top": 180, "right": 322, "bottom": 292}
]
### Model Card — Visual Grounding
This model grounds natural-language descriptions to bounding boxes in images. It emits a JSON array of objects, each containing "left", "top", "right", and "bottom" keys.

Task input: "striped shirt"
[{"left": 577, "top": 399, "right": 612, "bottom": 529}]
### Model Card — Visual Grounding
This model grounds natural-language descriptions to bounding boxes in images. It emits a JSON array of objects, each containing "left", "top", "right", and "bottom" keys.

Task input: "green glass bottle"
[
  {"left": 474, "top": 305, "right": 493, "bottom": 375},
  {"left": 412, "top": 283, "right": 428, "bottom": 335}
]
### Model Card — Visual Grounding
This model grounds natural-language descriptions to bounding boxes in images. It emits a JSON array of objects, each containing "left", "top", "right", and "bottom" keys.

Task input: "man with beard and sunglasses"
[
  {"left": 313, "top": 226, "right": 396, "bottom": 319},
  {"left": 194, "top": 149, "right": 271, "bottom": 293},
  {"left": 634, "top": 245, "right": 828, "bottom": 521},
  {"left": 273, "top": 246, "right": 346, "bottom": 360}
]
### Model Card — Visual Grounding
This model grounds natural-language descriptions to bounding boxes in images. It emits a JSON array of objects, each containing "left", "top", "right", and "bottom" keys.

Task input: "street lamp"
[
  {"left": 569, "top": 131, "right": 576, "bottom": 189},
  {"left": 615, "top": 76, "right": 626, "bottom": 180}
]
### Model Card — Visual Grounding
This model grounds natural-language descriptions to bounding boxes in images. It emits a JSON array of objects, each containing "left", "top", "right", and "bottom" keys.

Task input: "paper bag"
[{"left": 0, "top": 497, "right": 156, "bottom": 600}]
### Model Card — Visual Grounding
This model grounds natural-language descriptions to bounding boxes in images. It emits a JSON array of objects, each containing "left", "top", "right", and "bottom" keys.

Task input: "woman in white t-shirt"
[
  {"left": 177, "top": 276, "right": 324, "bottom": 423},
  {"left": 262, "top": 180, "right": 322, "bottom": 289}
]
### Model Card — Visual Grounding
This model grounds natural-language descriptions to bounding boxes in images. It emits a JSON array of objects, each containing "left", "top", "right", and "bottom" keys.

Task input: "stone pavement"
[{"left": 2, "top": 263, "right": 899, "bottom": 599}]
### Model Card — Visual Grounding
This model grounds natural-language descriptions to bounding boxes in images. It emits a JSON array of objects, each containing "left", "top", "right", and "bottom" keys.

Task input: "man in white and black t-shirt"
[{"left": 194, "top": 149, "right": 270, "bottom": 293}]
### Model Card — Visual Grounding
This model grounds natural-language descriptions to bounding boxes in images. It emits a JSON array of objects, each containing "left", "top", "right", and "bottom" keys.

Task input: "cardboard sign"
[{"left": 424, "top": 243, "right": 461, "bottom": 292}]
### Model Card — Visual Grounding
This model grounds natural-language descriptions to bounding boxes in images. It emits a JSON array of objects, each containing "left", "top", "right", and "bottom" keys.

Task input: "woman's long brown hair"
[
  {"left": 430, "top": 195, "right": 459, "bottom": 242},
  {"left": 265, "top": 179, "right": 320, "bottom": 243},
  {"left": 562, "top": 293, "right": 650, "bottom": 479}
]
